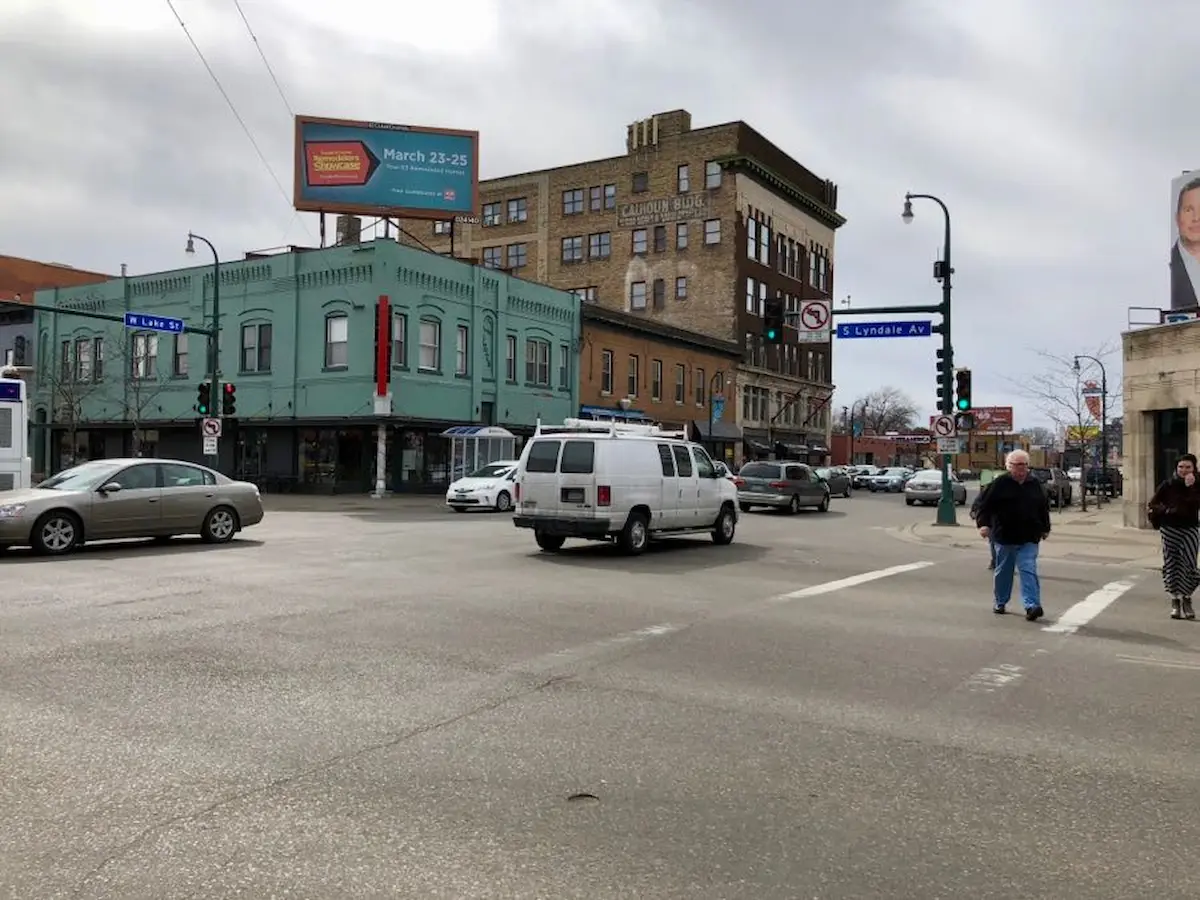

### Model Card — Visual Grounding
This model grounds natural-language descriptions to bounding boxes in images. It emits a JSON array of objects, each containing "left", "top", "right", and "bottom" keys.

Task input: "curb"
[{"left": 888, "top": 524, "right": 1163, "bottom": 571}]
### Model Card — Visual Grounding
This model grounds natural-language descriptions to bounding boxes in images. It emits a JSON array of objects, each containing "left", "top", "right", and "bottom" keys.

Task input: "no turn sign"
[
  {"left": 931, "top": 415, "right": 956, "bottom": 437},
  {"left": 201, "top": 417, "right": 222, "bottom": 438}
]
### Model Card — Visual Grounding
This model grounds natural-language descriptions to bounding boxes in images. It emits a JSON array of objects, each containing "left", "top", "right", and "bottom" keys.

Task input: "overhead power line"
[{"left": 233, "top": 0, "right": 295, "bottom": 117}]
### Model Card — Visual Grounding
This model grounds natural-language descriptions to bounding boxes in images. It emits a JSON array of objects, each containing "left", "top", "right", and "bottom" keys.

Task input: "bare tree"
[
  {"left": 38, "top": 349, "right": 107, "bottom": 470},
  {"left": 110, "top": 332, "right": 176, "bottom": 456},
  {"left": 1009, "top": 344, "right": 1119, "bottom": 511},
  {"left": 1022, "top": 425, "right": 1057, "bottom": 447},
  {"left": 851, "top": 386, "right": 919, "bottom": 434}
]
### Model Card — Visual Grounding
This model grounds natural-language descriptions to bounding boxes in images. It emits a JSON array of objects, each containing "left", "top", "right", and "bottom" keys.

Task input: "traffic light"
[
  {"left": 196, "top": 381, "right": 211, "bottom": 416},
  {"left": 955, "top": 369, "right": 972, "bottom": 411},
  {"left": 763, "top": 295, "right": 784, "bottom": 344},
  {"left": 222, "top": 382, "right": 237, "bottom": 416},
  {"left": 935, "top": 348, "right": 952, "bottom": 410}
]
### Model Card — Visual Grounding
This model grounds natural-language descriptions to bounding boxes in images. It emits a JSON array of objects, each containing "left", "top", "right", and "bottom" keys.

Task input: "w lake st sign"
[{"left": 836, "top": 320, "right": 932, "bottom": 339}]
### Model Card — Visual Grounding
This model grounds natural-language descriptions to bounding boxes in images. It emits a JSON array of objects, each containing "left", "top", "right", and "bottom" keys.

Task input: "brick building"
[
  {"left": 398, "top": 108, "right": 844, "bottom": 464},
  {"left": 0, "top": 254, "right": 110, "bottom": 370},
  {"left": 579, "top": 304, "right": 743, "bottom": 464}
]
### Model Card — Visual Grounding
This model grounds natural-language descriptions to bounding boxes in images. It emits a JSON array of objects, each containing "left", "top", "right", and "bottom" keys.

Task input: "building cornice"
[
  {"left": 714, "top": 155, "right": 847, "bottom": 231},
  {"left": 582, "top": 304, "right": 742, "bottom": 358}
]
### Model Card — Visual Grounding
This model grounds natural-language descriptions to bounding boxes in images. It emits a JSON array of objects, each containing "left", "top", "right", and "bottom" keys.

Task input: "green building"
[{"left": 32, "top": 238, "right": 581, "bottom": 492}]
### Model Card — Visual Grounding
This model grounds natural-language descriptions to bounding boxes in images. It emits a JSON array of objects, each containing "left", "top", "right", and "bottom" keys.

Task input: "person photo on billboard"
[{"left": 1170, "top": 173, "right": 1200, "bottom": 310}]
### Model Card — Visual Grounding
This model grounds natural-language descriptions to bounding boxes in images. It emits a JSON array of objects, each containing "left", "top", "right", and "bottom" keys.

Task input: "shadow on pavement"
[
  {"left": 525, "top": 537, "right": 770, "bottom": 571},
  {"left": 0, "top": 537, "right": 264, "bottom": 564}
]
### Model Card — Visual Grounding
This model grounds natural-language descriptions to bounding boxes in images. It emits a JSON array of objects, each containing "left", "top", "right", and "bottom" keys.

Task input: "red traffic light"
[{"left": 224, "top": 383, "right": 236, "bottom": 394}]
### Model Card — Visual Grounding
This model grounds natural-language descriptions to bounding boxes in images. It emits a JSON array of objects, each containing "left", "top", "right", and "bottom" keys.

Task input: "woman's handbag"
[{"left": 1148, "top": 502, "right": 1168, "bottom": 530}]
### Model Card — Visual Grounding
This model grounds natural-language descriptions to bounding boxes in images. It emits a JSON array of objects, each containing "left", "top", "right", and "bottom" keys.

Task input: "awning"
[
  {"left": 579, "top": 405, "right": 650, "bottom": 421},
  {"left": 691, "top": 419, "right": 743, "bottom": 441},
  {"left": 784, "top": 443, "right": 809, "bottom": 456},
  {"left": 744, "top": 439, "right": 771, "bottom": 454},
  {"left": 440, "top": 425, "right": 516, "bottom": 438}
]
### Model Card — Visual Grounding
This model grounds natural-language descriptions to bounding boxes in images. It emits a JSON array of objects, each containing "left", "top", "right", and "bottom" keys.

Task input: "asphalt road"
[{"left": 1, "top": 490, "right": 1195, "bottom": 899}]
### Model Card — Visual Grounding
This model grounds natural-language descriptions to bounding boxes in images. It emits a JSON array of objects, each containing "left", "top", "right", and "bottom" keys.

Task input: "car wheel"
[
  {"left": 535, "top": 531, "right": 565, "bottom": 552},
  {"left": 31, "top": 510, "right": 81, "bottom": 556},
  {"left": 711, "top": 505, "right": 736, "bottom": 545},
  {"left": 494, "top": 491, "right": 512, "bottom": 513},
  {"left": 618, "top": 511, "right": 650, "bottom": 555},
  {"left": 905, "top": 498, "right": 915, "bottom": 506},
  {"left": 201, "top": 506, "right": 239, "bottom": 544},
  {"left": 739, "top": 503, "right": 753, "bottom": 513},
  {"left": 817, "top": 492, "right": 830, "bottom": 513},
  {"left": 788, "top": 494, "right": 801, "bottom": 515},
  {"left": 450, "top": 506, "right": 467, "bottom": 513}
]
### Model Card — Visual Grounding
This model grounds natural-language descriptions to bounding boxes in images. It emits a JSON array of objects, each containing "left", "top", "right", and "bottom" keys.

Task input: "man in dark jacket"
[{"left": 976, "top": 449, "right": 1052, "bottom": 620}]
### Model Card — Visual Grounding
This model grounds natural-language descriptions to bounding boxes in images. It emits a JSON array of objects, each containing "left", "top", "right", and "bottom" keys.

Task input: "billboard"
[
  {"left": 1170, "top": 170, "right": 1200, "bottom": 310},
  {"left": 293, "top": 115, "right": 479, "bottom": 220},
  {"left": 930, "top": 405, "right": 1013, "bottom": 434}
]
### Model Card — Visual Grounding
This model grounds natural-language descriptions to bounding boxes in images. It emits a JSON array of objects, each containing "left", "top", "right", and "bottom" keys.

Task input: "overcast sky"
[{"left": 1, "top": 0, "right": 1193, "bottom": 428}]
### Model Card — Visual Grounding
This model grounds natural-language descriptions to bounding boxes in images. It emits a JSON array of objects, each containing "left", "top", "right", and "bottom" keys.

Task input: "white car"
[
  {"left": 512, "top": 418, "right": 738, "bottom": 555},
  {"left": 446, "top": 460, "right": 519, "bottom": 512}
]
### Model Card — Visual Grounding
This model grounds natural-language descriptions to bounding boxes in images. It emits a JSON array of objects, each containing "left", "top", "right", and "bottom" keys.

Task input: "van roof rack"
[{"left": 534, "top": 417, "right": 689, "bottom": 441}]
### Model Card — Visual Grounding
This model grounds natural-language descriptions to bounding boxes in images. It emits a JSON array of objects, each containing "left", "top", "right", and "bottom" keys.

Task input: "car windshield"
[
  {"left": 739, "top": 463, "right": 778, "bottom": 479},
  {"left": 37, "top": 461, "right": 123, "bottom": 492},
  {"left": 466, "top": 463, "right": 513, "bottom": 479}
]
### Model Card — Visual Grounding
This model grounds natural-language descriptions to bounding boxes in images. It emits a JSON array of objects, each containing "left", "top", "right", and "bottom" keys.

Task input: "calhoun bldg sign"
[{"left": 617, "top": 193, "right": 713, "bottom": 228}]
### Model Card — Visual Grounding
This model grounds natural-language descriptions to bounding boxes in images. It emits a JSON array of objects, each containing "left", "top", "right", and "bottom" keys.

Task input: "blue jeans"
[{"left": 994, "top": 542, "right": 1041, "bottom": 610}]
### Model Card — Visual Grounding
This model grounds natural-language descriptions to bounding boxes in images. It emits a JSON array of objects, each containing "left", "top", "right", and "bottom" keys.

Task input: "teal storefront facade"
[{"left": 32, "top": 239, "right": 581, "bottom": 492}]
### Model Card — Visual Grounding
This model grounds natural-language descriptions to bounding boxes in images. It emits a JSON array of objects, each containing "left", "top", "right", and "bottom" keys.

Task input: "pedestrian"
[
  {"left": 970, "top": 478, "right": 997, "bottom": 570},
  {"left": 1147, "top": 453, "right": 1200, "bottom": 620},
  {"left": 975, "top": 449, "right": 1051, "bottom": 621}
]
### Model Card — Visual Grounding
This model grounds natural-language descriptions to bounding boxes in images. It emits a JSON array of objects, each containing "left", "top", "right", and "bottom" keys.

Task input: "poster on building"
[{"left": 1170, "top": 170, "right": 1200, "bottom": 311}]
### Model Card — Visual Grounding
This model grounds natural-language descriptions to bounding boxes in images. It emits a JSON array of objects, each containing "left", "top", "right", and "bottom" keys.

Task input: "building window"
[
  {"left": 676, "top": 222, "right": 688, "bottom": 250},
  {"left": 559, "top": 343, "right": 569, "bottom": 389},
  {"left": 561, "top": 235, "right": 584, "bottom": 263},
  {"left": 434, "top": 221, "right": 452, "bottom": 235},
  {"left": 810, "top": 251, "right": 819, "bottom": 288},
  {"left": 601, "top": 349, "right": 613, "bottom": 394},
  {"left": 2, "top": 349, "right": 10, "bottom": 367},
  {"left": 74, "top": 338, "right": 91, "bottom": 382},
  {"left": 746, "top": 277, "right": 757, "bottom": 313},
  {"left": 240, "top": 323, "right": 271, "bottom": 373},
  {"left": 759, "top": 217, "right": 771, "bottom": 263},
  {"left": 747, "top": 215, "right": 758, "bottom": 260},
  {"left": 507, "top": 243, "right": 527, "bottom": 269},
  {"left": 589, "top": 186, "right": 602, "bottom": 211},
  {"left": 627, "top": 354, "right": 638, "bottom": 398},
  {"left": 604, "top": 183, "right": 616, "bottom": 209},
  {"left": 507, "top": 197, "right": 527, "bottom": 223},
  {"left": 695, "top": 368, "right": 705, "bottom": 406},
  {"left": 419, "top": 319, "right": 441, "bottom": 371},
  {"left": 677, "top": 164, "right": 690, "bottom": 193},
  {"left": 525, "top": 338, "right": 550, "bottom": 386},
  {"left": 632, "top": 229, "right": 648, "bottom": 255},
  {"left": 588, "top": 232, "right": 611, "bottom": 259},
  {"left": 676, "top": 276, "right": 688, "bottom": 300},
  {"left": 674, "top": 363, "right": 685, "bottom": 403},
  {"left": 173, "top": 333, "right": 189, "bottom": 376},
  {"left": 12, "top": 335, "right": 25, "bottom": 367},
  {"left": 653, "top": 225, "right": 667, "bottom": 252},
  {"left": 705, "top": 160, "right": 722, "bottom": 189},
  {"left": 482, "top": 246, "right": 502, "bottom": 268},
  {"left": 651, "top": 359, "right": 663, "bottom": 401},
  {"left": 758, "top": 280, "right": 767, "bottom": 316},
  {"left": 505, "top": 334, "right": 517, "bottom": 382},
  {"left": 818, "top": 255, "right": 828, "bottom": 292},
  {"left": 482, "top": 202, "right": 500, "bottom": 226},
  {"left": 652, "top": 278, "right": 666, "bottom": 309},
  {"left": 60, "top": 340, "right": 70, "bottom": 381},
  {"left": 93, "top": 337, "right": 104, "bottom": 380},
  {"left": 630, "top": 281, "right": 647, "bottom": 311},
  {"left": 392, "top": 313, "right": 407, "bottom": 367},
  {"left": 563, "top": 189, "right": 584, "bottom": 215},
  {"left": 132, "top": 332, "right": 158, "bottom": 380},
  {"left": 632, "top": 172, "right": 649, "bottom": 193},
  {"left": 568, "top": 286, "right": 598, "bottom": 304},
  {"left": 455, "top": 325, "right": 469, "bottom": 375},
  {"left": 323, "top": 314, "right": 347, "bottom": 368},
  {"left": 704, "top": 219, "right": 721, "bottom": 245}
]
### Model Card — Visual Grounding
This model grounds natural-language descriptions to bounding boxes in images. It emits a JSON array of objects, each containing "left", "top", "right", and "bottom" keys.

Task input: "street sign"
[
  {"left": 124, "top": 312, "right": 186, "bottom": 334},
  {"left": 931, "top": 415, "right": 956, "bottom": 437},
  {"left": 797, "top": 300, "right": 831, "bottom": 343},
  {"left": 836, "top": 320, "right": 932, "bottom": 339},
  {"left": 936, "top": 436, "right": 961, "bottom": 454},
  {"left": 202, "top": 435, "right": 219, "bottom": 455},
  {"left": 201, "top": 417, "right": 222, "bottom": 438}
]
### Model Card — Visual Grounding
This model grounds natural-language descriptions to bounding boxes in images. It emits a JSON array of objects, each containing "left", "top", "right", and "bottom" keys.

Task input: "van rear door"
[
  {"left": 556, "top": 439, "right": 597, "bottom": 519},
  {"left": 520, "top": 439, "right": 563, "bottom": 516}
]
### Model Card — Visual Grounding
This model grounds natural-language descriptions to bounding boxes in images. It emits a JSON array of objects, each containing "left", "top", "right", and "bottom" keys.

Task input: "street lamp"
[
  {"left": 902, "top": 191, "right": 957, "bottom": 526},
  {"left": 1073, "top": 354, "right": 1108, "bottom": 503},
  {"left": 186, "top": 232, "right": 221, "bottom": 463}
]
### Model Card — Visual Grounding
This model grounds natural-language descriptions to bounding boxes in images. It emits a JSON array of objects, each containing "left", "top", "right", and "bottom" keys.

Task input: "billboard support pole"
[{"left": 319, "top": 212, "right": 326, "bottom": 248}]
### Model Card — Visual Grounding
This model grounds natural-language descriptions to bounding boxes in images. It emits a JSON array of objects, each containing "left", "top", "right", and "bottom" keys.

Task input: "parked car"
[
  {"left": 512, "top": 419, "right": 738, "bottom": 555},
  {"left": 735, "top": 461, "right": 831, "bottom": 514},
  {"left": 851, "top": 466, "right": 882, "bottom": 489},
  {"left": 904, "top": 469, "right": 968, "bottom": 506},
  {"left": 713, "top": 460, "right": 739, "bottom": 484},
  {"left": 0, "top": 457, "right": 264, "bottom": 556},
  {"left": 815, "top": 466, "right": 852, "bottom": 498},
  {"left": 1029, "top": 466, "right": 1072, "bottom": 507},
  {"left": 1085, "top": 468, "right": 1123, "bottom": 497},
  {"left": 869, "top": 467, "right": 913, "bottom": 493},
  {"left": 445, "top": 460, "right": 519, "bottom": 512}
]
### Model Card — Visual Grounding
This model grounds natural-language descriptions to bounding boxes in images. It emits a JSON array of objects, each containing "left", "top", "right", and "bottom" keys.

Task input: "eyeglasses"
[{"left": 1009, "top": 462, "right": 1029, "bottom": 468}]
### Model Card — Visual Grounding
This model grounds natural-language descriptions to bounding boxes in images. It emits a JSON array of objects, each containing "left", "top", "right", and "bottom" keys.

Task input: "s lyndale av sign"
[{"left": 293, "top": 115, "right": 480, "bottom": 220}]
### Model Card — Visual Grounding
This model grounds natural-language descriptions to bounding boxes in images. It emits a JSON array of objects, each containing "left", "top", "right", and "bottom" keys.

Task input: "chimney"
[
  {"left": 626, "top": 110, "right": 692, "bottom": 152},
  {"left": 335, "top": 214, "right": 362, "bottom": 245}
]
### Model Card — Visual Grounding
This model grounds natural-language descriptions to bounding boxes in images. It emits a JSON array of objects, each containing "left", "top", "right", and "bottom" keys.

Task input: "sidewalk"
[{"left": 892, "top": 503, "right": 1163, "bottom": 569}]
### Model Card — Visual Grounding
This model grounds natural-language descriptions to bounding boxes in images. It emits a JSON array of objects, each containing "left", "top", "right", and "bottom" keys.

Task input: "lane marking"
[
  {"left": 1042, "top": 578, "right": 1139, "bottom": 634},
  {"left": 1117, "top": 654, "right": 1200, "bottom": 671},
  {"left": 772, "top": 561, "right": 936, "bottom": 602}
]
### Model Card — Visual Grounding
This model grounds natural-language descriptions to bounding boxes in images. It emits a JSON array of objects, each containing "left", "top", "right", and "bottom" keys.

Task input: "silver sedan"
[{"left": 903, "top": 470, "right": 967, "bottom": 506}]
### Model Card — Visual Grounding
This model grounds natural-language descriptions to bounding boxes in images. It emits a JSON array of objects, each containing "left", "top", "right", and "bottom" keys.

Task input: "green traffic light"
[
  {"left": 956, "top": 398, "right": 970, "bottom": 410},
  {"left": 198, "top": 405, "right": 208, "bottom": 415},
  {"left": 766, "top": 329, "right": 777, "bottom": 340}
]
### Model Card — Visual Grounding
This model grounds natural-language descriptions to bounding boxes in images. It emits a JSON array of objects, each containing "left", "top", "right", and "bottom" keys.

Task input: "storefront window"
[{"left": 299, "top": 428, "right": 366, "bottom": 487}]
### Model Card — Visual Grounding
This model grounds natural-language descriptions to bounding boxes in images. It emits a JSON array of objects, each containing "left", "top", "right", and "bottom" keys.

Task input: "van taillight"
[
  {"left": 597, "top": 485, "right": 611, "bottom": 506},
  {"left": 733, "top": 477, "right": 745, "bottom": 488}
]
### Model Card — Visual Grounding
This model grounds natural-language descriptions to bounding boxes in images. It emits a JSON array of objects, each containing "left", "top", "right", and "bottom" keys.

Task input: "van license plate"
[{"left": 561, "top": 488, "right": 585, "bottom": 504}]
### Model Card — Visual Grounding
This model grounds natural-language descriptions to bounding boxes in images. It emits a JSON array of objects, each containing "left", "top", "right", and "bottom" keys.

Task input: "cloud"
[{"left": 1, "top": 0, "right": 1195, "bottom": 428}]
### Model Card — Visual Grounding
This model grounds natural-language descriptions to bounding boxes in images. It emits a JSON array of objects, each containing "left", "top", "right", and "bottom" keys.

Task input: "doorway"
[{"left": 1154, "top": 408, "right": 1189, "bottom": 487}]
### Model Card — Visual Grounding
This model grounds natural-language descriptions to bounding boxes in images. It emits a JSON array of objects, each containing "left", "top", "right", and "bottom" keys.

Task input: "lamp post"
[
  {"left": 1073, "top": 354, "right": 1108, "bottom": 503},
  {"left": 902, "top": 192, "right": 957, "bottom": 526},
  {"left": 186, "top": 232, "right": 221, "bottom": 465}
]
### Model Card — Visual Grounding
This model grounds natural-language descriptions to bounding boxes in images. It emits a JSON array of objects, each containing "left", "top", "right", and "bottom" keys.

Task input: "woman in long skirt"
[{"left": 1148, "top": 453, "right": 1200, "bottom": 619}]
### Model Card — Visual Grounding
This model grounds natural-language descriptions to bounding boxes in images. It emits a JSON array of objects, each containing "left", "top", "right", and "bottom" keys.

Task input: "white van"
[{"left": 512, "top": 418, "right": 739, "bottom": 555}]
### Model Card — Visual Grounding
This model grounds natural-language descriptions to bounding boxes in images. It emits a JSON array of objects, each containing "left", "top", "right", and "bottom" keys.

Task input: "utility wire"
[
  {"left": 164, "top": 0, "right": 313, "bottom": 241},
  {"left": 233, "top": 0, "right": 294, "bottom": 117}
]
